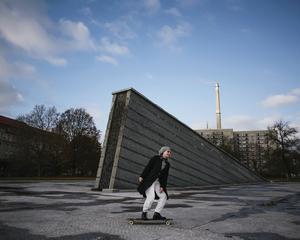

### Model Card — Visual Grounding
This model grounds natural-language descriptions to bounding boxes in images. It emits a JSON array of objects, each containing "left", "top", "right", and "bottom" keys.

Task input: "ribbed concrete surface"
[{"left": 95, "top": 88, "right": 263, "bottom": 190}]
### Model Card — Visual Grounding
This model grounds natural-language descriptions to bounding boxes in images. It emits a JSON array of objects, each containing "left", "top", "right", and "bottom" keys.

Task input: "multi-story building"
[
  {"left": 195, "top": 82, "right": 276, "bottom": 172},
  {"left": 0, "top": 116, "right": 29, "bottom": 165},
  {"left": 0, "top": 115, "right": 65, "bottom": 177},
  {"left": 197, "top": 128, "right": 234, "bottom": 147},
  {"left": 233, "top": 130, "right": 270, "bottom": 171},
  {"left": 196, "top": 128, "right": 270, "bottom": 172}
]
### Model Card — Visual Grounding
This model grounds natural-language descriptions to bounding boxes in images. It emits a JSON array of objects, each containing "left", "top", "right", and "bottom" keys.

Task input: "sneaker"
[
  {"left": 153, "top": 212, "right": 166, "bottom": 220},
  {"left": 141, "top": 212, "right": 148, "bottom": 220}
]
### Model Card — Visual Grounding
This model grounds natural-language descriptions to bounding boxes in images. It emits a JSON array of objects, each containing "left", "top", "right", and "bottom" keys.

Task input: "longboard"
[{"left": 127, "top": 218, "right": 172, "bottom": 225}]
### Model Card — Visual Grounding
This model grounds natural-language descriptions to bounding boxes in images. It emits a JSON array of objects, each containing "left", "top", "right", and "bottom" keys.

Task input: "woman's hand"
[{"left": 138, "top": 177, "right": 143, "bottom": 183}]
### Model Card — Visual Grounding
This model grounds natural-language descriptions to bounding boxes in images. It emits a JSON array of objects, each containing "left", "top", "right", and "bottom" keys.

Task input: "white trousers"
[{"left": 142, "top": 179, "right": 167, "bottom": 213}]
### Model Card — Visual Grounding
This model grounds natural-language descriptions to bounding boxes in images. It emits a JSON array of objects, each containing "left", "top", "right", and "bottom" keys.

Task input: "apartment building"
[{"left": 196, "top": 128, "right": 270, "bottom": 171}]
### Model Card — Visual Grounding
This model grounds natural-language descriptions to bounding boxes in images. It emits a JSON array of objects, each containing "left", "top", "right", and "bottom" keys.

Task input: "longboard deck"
[{"left": 127, "top": 218, "right": 173, "bottom": 225}]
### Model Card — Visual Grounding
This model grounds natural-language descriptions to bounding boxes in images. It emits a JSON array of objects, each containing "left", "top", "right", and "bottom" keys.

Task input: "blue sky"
[{"left": 0, "top": 0, "right": 300, "bottom": 140}]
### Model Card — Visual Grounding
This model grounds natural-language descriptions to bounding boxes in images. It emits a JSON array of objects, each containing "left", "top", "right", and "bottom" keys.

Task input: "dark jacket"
[{"left": 137, "top": 155, "right": 170, "bottom": 200}]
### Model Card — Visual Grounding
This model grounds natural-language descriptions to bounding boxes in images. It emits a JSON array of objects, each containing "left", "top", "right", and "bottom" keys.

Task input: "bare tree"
[
  {"left": 57, "top": 108, "right": 100, "bottom": 141},
  {"left": 15, "top": 105, "right": 66, "bottom": 176},
  {"left": 267, "top": 120, "right": 298, "bottom": 179},
  {"left": 57, "top": 108, "right": 101, "bottom": 175},
  {"left": 17, "top": 105, "right": 59, "bottom": 131},
  {"left": 7, "top": 106, "right": 101, "bottom": 177}
]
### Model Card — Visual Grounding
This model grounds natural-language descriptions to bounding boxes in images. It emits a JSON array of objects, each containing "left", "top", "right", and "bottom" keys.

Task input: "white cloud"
[
  {"left": 0, "top": 56, "right": 24, "bottom": 114},
  {"left": 82, "top": 103, "right": 104, "bottom": 141},
  {"left": 165, "top": 8, "right": 182, "bottom": 17},
  {"left": 143, "top": 0, "right": 160, "bottom": 13},
  {"left": 0, "top": 56, "right": 38, "bottom": 112},
  {"left": 0, "top": 0, "right": 99, "bottom": 66},
  {"left": 103, "top": 20, "right": 137, "bottom": 40},
  {"left": 84, "top": 104, "right": 102, "bottom": 126},
  {"left": 225, "top": 115, "right": 257, "bottom": 130},
  {"left": 224, "top": 115, "right": 281, "bottom": 130},
  {"left": 99, "top": 38, "right": 129, "bottom": 56},
  {"left": 261, "top": 94, "right": 298, "bottom": 108},
  {"left": 0, "top": 1, "right": 131, "bottom": 67},
  {"left": 219, "top": 114, "right": 300, "bottom": 138},
  {"left": 0, "top": 56, "right": 36, "bottom": 79},
  {"left": 291, "top": 116, "right": 300, "bottom": 138},
  {"left": 59, "top": 19, "right": 95, "bottom": 51},
  {"left": 0, "top": 0, "right": 67, "bottom": 66},
  {"left": 193, "top": 114, "right": 282, "bottom": 131},
  {"left": 14, "top": 62, "right": 36, "bottom": 75},
  {"left": 0, "top": 79, "right": 24, "bottom": 113},
  {"left": 291, "top": 88, "right": 300, "bottom": 95},
  {"left": 256, "top": 116, "right": 281, "bottom": 129},
  {"left": 191, "top": 120, "right": 212, "bottom": 130},
  {"left": 0, "top": 56, "right": 11, "bottom": 79},
  {"left": 157, "top": 22, "right": 191, "bottom": 50},
  {"left": 96, "top": 55, "right": 118, "bottom": 66},
  {"left": 46, "top": 57, "right": 67, "bottom": 66}
]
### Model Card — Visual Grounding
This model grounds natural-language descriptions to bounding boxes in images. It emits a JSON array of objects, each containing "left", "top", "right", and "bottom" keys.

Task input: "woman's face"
[{"left": 162, "top": 150, "right": 172, "bottom": 159}]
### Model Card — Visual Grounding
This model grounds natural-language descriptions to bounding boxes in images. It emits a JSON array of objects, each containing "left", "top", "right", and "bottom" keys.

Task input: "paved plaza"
[{"left": 0, "top": 180, "right": 299, "bottom": 240}]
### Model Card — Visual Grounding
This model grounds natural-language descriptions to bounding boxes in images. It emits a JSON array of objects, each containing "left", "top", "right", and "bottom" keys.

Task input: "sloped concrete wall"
[{"left": 94, "top": 88, "right": 264, "bottom": 190}]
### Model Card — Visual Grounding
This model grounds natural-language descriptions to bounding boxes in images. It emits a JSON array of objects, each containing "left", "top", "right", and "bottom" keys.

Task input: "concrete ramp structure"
[{"left": 94, "top": 88, "right": 264, "bottom": 190}]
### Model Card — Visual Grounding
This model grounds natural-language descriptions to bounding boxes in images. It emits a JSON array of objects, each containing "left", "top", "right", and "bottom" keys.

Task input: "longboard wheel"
[
  {"left": 128, "top": 220, "right": 134, "bottom": 225},
  {"left": 165, "top": 220, "right": 171, "bottom": 225}
]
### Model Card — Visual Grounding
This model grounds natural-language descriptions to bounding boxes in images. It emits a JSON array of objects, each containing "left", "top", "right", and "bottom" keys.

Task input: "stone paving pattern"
[{"left": 0, "top": 180, "right": 299, "bottom": 240}]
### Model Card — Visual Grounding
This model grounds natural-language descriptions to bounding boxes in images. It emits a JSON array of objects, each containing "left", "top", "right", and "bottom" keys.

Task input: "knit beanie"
[{"left": 158, "top": 146, "right": 171, "bottom": 156}]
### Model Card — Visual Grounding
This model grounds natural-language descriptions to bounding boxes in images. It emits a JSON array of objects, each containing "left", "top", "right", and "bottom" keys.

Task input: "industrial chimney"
[{"left": 215, "top": 82, "right": 222, "bottom": 129}]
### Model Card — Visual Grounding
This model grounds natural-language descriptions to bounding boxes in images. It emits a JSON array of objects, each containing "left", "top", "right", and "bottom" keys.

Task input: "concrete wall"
[{"left": 94, "top": 88, "right": 264, "bottom": 190}]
